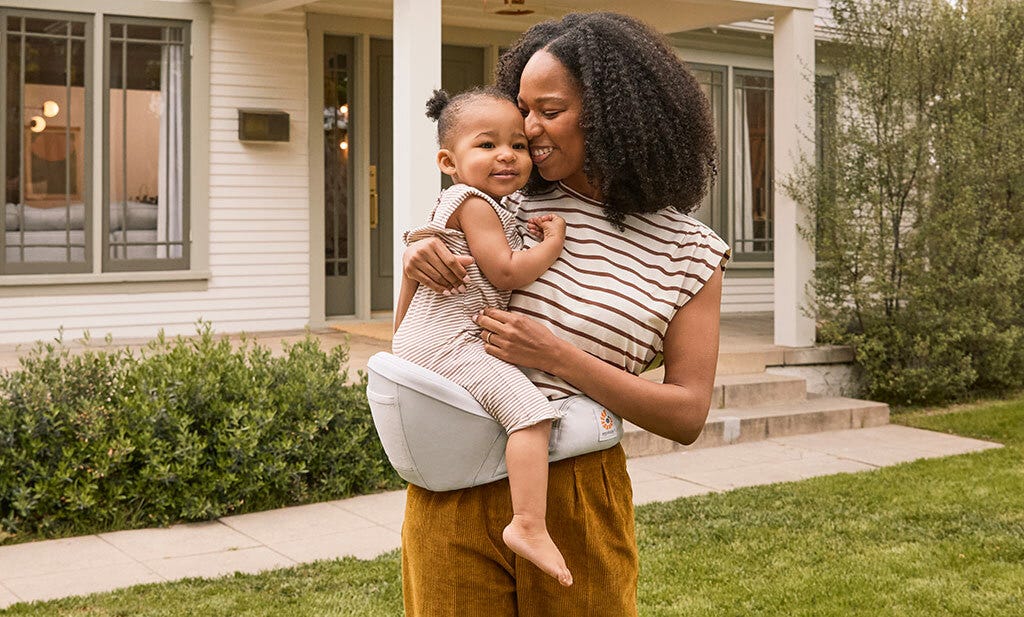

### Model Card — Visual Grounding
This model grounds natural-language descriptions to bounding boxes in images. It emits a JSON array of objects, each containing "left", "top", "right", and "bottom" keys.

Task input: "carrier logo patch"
[{"left": 597, "top": 408, "right": 617, "bottom": 442}]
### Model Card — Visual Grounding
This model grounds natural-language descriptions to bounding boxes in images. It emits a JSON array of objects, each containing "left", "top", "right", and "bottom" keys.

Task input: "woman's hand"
[
  {"left": 403, "top": 237, "right": 474, "bottom": 294},
  {"left": 473, "top": 307, "right": 566, "bottom": 372}
]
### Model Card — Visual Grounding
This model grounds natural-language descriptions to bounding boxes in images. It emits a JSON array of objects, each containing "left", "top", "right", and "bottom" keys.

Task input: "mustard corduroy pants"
[{"left": 401, "top": 444, "right": 639, "bottom": 616}]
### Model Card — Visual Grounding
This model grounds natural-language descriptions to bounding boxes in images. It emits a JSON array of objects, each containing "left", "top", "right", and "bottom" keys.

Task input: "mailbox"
[{"left": 238, "top": 109, "right": 290, "bottom": 142}]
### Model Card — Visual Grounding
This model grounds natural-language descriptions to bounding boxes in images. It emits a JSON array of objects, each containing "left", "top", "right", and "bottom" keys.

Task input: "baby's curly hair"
[
  {"left": 425, "top": 86, "right": 516, "bottom": 148},
  {"left": 496, "top": 12, "right": 716, "bottom": 227}
]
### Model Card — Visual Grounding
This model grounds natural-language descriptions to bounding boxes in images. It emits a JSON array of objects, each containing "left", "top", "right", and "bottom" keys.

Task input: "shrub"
[
  {"left": 0, "top": 323, "right": 401, "bottom": 543},
  {"left": 790, "top": 0, "right": 1024, "bottom": 405}
]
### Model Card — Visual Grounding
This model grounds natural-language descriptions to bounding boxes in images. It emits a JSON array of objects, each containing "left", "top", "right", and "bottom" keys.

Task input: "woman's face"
[{"left": 517, "top": 50, "right": 593, "bottom": 197}]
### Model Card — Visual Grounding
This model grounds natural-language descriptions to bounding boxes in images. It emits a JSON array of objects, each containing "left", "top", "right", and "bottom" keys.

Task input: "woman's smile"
[{"left": 530, "top": 146, "right": 554, "bottom": 164}]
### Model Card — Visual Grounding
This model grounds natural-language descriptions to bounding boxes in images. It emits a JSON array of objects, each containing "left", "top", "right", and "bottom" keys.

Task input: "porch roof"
[{"left": 236, "top": 0, "right": 817, "bottom": 33}]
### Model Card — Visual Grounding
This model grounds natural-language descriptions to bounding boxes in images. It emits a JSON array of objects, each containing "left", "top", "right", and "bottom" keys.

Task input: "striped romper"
[{"left": 392, "top": 183, "right": 564, "bottom": 434}]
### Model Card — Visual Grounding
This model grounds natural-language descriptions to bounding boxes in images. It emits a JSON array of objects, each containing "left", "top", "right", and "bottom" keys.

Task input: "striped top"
[{"left": 507, "top": 182, "right": 731, "bottom": 400}]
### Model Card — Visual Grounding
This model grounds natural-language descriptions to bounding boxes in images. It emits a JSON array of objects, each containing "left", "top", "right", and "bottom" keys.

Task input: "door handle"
[{"left": 369, "top": 164, "right": 379, "bottom": 230}]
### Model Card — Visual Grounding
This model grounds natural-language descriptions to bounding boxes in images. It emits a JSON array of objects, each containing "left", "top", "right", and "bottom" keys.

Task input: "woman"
[{"left": 400, "top": 12, "right": 730, "bottom": 616}]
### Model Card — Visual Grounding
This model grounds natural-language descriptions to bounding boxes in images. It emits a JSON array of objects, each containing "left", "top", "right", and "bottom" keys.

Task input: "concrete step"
[
  {"left": 621, "top": 396, "right": 890, "bottom": 458},
  {"left": 713, "top": 372, "right": 807, "bottom": 408},
  {"left": 645, "top": 370, "right": 809, "bottom": 408}
]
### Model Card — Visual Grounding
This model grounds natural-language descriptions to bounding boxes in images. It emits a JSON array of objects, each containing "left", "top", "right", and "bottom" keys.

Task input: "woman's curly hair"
[{"left": 495, "top": 12, "right": 717, "bottom": 228}]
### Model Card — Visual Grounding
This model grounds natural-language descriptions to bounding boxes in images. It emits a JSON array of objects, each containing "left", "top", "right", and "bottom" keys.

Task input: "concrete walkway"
[{"left": 0, "top": 424, "right": 1000, "bottom": 609}]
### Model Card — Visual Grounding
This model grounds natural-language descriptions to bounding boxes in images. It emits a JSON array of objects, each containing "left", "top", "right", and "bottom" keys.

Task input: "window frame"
[
  {"left": 685, "top": 61, "right": 728, "bottom": 238},
  {"left": 731, "top": 68, "right": 775, "bottom": 263},
  {"left": 0, "top": 0, "right": 209, "bottom": 292},
  {"left": 0, "top": 8, "right": 94, "bottom": 275},
  {"left": 102, "top": 14, "right": 191, "bottom": 273}
]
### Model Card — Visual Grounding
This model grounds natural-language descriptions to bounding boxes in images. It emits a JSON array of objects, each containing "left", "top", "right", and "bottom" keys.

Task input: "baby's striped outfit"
[{"left": 392, "top": 183, "right": 563, "bottom": 434}]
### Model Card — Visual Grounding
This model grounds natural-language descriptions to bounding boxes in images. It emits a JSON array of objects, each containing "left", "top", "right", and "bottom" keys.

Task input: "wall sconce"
[
  {"left": 29, "top": 116, "right": 46, "bottom": 133},
  {"left": 42, "top": 100, "right": 60, "bottom": 118}
]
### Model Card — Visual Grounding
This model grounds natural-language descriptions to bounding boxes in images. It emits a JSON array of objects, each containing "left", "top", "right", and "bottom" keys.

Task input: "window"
[
  {"left": 0, "top": 9, "right": 190, "bottom": 277},
  {"left": 105, "top": 18, "right": 189, "bottom": 270},
  {"left": 732, "top": 71, "right": 774, "bottom": 260},
  {"left": 2, "top": 12, "right": 91, "bottom": 274},
  {"left": 689, "top": 64, "right": 726, "bottom": 234}
]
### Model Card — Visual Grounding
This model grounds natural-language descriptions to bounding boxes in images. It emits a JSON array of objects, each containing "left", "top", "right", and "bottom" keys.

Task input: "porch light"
[
  {"left": 29, "top": 116, "right": 46, "bottom": 133},
  {"left": 42, "top": 100, "right": 60, "bottom": 118},
  {"left": 489, "top": 0, "right": 535, "bottom": 16}
]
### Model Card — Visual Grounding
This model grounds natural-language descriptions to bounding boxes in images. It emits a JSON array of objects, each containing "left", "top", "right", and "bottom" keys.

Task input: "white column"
[
  {"left": 772, "top": 8, "right": 816, "bottom": 347},
  {"left": 392, "top": 0, "right": 442, "bottom": 304}
]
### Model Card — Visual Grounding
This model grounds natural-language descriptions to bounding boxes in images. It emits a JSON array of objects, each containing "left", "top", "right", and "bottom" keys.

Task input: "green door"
[{"left": 369, "top": 40, "right": 486, "bottom": 311}]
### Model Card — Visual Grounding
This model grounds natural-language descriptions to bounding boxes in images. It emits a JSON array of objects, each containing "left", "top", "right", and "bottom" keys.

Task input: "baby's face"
[{"left": 440, "top": 99, "right": 532, "bottom": 200}]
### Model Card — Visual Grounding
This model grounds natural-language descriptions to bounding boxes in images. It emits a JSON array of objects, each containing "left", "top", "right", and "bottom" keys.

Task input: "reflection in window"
[
  {"left": 324, "top": 41, "right": 351, "bottom": 277},
  {"left": 3, "top": 14, "right": 88, "bottom": 271},
  {"left": 733, "top": 72, "right": 774, "bottom": 257},
  {"left": 689, "top": 65, "right": 725, "bottom": 233},
  {"left": 107, "top": 20, "right": 188, "bottom": 266}
]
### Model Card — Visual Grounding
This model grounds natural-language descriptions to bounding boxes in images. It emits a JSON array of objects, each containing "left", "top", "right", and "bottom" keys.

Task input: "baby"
[{"left": 392, "top": 87, "right": 572, "bottom": 587}]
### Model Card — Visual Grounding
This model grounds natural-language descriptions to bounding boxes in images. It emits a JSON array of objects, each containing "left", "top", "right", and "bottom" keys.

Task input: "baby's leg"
[{"left": 502, "top": 420, "right": 573, "bottom": 587}]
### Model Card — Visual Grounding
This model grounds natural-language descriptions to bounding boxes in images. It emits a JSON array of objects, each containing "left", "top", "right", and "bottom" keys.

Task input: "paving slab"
[
  {"left": 0, "top": 535, "right": 135, "bottom": 580},
  {"left": 220, "top": 502, "right": 377, "bottom": 546},
  {"left": 0, "top": 582, "right": 21, "bottom": 607},
  {"left": 630, "top": 476, "right": 714, "bottom": 505},
  {"left": 2, "top": 562, "right": 163, "bottom": 604},
  {"left": 142, "top": 546, "right": 295, "bottom": 581},
  {"left": 268, "top": 527, "right": 402, "bottom": 563},
  {"left": 330, "top": 490, "right": 408, "bottom": 534},
  {"left": 98, "top": 520, "right": 260, "bottom": 562}
]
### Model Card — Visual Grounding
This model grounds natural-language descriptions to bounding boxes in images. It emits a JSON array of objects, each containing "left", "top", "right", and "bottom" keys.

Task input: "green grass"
[{"left": 4, "top": 397, "right": 1023, "bottom": 616}]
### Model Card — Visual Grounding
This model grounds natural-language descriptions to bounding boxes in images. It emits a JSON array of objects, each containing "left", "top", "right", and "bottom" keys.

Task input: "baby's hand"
[{"left": 527, "top": 214, "right": 566, "bottom": 242}]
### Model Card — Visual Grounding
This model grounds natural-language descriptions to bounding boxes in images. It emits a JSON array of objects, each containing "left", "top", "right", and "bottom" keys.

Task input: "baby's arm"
[{"left": 452, "top": 196, "right": 565, "bottom": 291}]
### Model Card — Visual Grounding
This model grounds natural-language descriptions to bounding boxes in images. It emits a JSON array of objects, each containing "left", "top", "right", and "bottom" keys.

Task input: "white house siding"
[
  {"left": 722, "top": 275, "right": 773, "bottom": 313},
  {"left": 0, "top": 1, "right": 311, "bottom": 345}
]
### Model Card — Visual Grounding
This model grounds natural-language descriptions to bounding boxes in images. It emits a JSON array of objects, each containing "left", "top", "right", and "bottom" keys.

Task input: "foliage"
[
  {"left": 0, "top": 323, "right": 401, "bottom": 543},
  {"left": 790, "top": 0, "right": 1024, "bottom": 404}
]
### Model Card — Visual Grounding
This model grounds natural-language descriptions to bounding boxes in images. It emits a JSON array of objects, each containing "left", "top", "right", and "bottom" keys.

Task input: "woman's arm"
[
  {"left": 402, "top": 237, "right": 474, "bottom": 294},
  {"left": 475, "top": 268, "right": 724, "bottom": 445}
]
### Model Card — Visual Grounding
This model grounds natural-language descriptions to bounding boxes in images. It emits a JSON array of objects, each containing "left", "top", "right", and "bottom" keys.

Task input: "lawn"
[{"left": 3, "top": 397, "right": 1022, "bottom": 616}]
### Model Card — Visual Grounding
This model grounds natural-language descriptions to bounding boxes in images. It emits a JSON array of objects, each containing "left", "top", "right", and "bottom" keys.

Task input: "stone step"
[
  {"left": 644, "top": 370, "right": 809, "bottom": 408},
  {"left": 713, "top": 372, "right": 807, "bottom": 408},
  {"left": 621, "top": 396, "right": 890, "bottom": 458}
]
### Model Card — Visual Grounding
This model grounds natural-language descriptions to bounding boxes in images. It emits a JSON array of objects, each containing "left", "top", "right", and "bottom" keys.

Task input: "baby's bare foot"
[{"left": 502, "top": 515, "right": 573, "bottom": 587}]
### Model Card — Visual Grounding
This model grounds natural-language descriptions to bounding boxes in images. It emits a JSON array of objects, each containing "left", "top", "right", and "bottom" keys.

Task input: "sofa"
[{"left": 4, "top": 201, "right": 159, "bottom": 262}]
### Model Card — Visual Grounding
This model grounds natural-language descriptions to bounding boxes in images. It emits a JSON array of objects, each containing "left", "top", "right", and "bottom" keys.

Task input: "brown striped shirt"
[{"left": 507, "top": 183, "right": 731, "bottom": 399}]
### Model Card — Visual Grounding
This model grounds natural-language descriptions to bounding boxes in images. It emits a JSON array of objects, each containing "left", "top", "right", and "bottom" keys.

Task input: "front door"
[{"left": 368, "top": 40, "right": 485, "bottom": 311}]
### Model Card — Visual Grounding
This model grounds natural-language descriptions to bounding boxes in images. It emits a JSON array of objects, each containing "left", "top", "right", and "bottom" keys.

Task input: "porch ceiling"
[{"left": 237, "top": 0, "right": 816, "bottom": 33}]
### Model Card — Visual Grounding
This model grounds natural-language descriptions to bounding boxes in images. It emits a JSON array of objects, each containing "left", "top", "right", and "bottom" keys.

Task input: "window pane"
[
  {"left": 690, "top": 67, "right": 724, "bottom": 231},
  {"left": 126, "top": 24, "right": 163, "bottom": 41},
  {"left": 324, "top": 47, "right": 350, "bottom": 277},
  {"left": 733, "top": 74, "right": 774, "bottom": 257},
  {"left": 4, "top": 18, "right": 88, "bottom": 269},
  {"left": 107, "top": 23, "right": 186, "bottom": 263}
]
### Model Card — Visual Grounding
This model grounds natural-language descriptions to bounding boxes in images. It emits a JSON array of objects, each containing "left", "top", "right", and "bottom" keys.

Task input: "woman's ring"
[{"left": 485, "top": 332, "right": 493, "bottom": 345}]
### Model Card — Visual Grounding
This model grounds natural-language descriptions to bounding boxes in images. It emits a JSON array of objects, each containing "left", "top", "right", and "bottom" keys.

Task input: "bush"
[
  {"left": 790, "top": 0, "right": 1024, "bottom": 405},
  {"left": 0, "top": 323, "right": 401, "bottom": 543}
]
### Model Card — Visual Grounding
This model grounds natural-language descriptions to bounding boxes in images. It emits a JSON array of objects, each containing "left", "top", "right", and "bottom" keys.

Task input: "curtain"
[
  {"left": 157, "top": 40, "right": 183, "bottom": 259},
  {"left": 735, "top": 88, "right": 754, "bottom": 251}
]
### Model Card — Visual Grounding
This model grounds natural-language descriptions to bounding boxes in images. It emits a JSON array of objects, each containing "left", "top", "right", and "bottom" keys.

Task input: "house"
[{"left": 0, "top": 0, "right": 830, "bottom": 348}]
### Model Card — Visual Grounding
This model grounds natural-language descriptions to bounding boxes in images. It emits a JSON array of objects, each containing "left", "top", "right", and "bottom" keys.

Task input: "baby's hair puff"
[{"left": 425, "top": 86, "right": 516, "bottom": 148}]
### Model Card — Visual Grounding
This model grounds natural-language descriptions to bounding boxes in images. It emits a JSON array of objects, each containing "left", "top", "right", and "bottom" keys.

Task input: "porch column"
[
  {"left": 392, "top": 0, "right": 442, "bottom": 303},
  {"left": 772, "top": 7, "right": 816, "bottom": 347}
]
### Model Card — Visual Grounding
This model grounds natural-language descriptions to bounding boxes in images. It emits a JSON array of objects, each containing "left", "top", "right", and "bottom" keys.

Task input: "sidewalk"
[{"left": 0, "top": 424, "right": 1000, "bottom": 609}]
